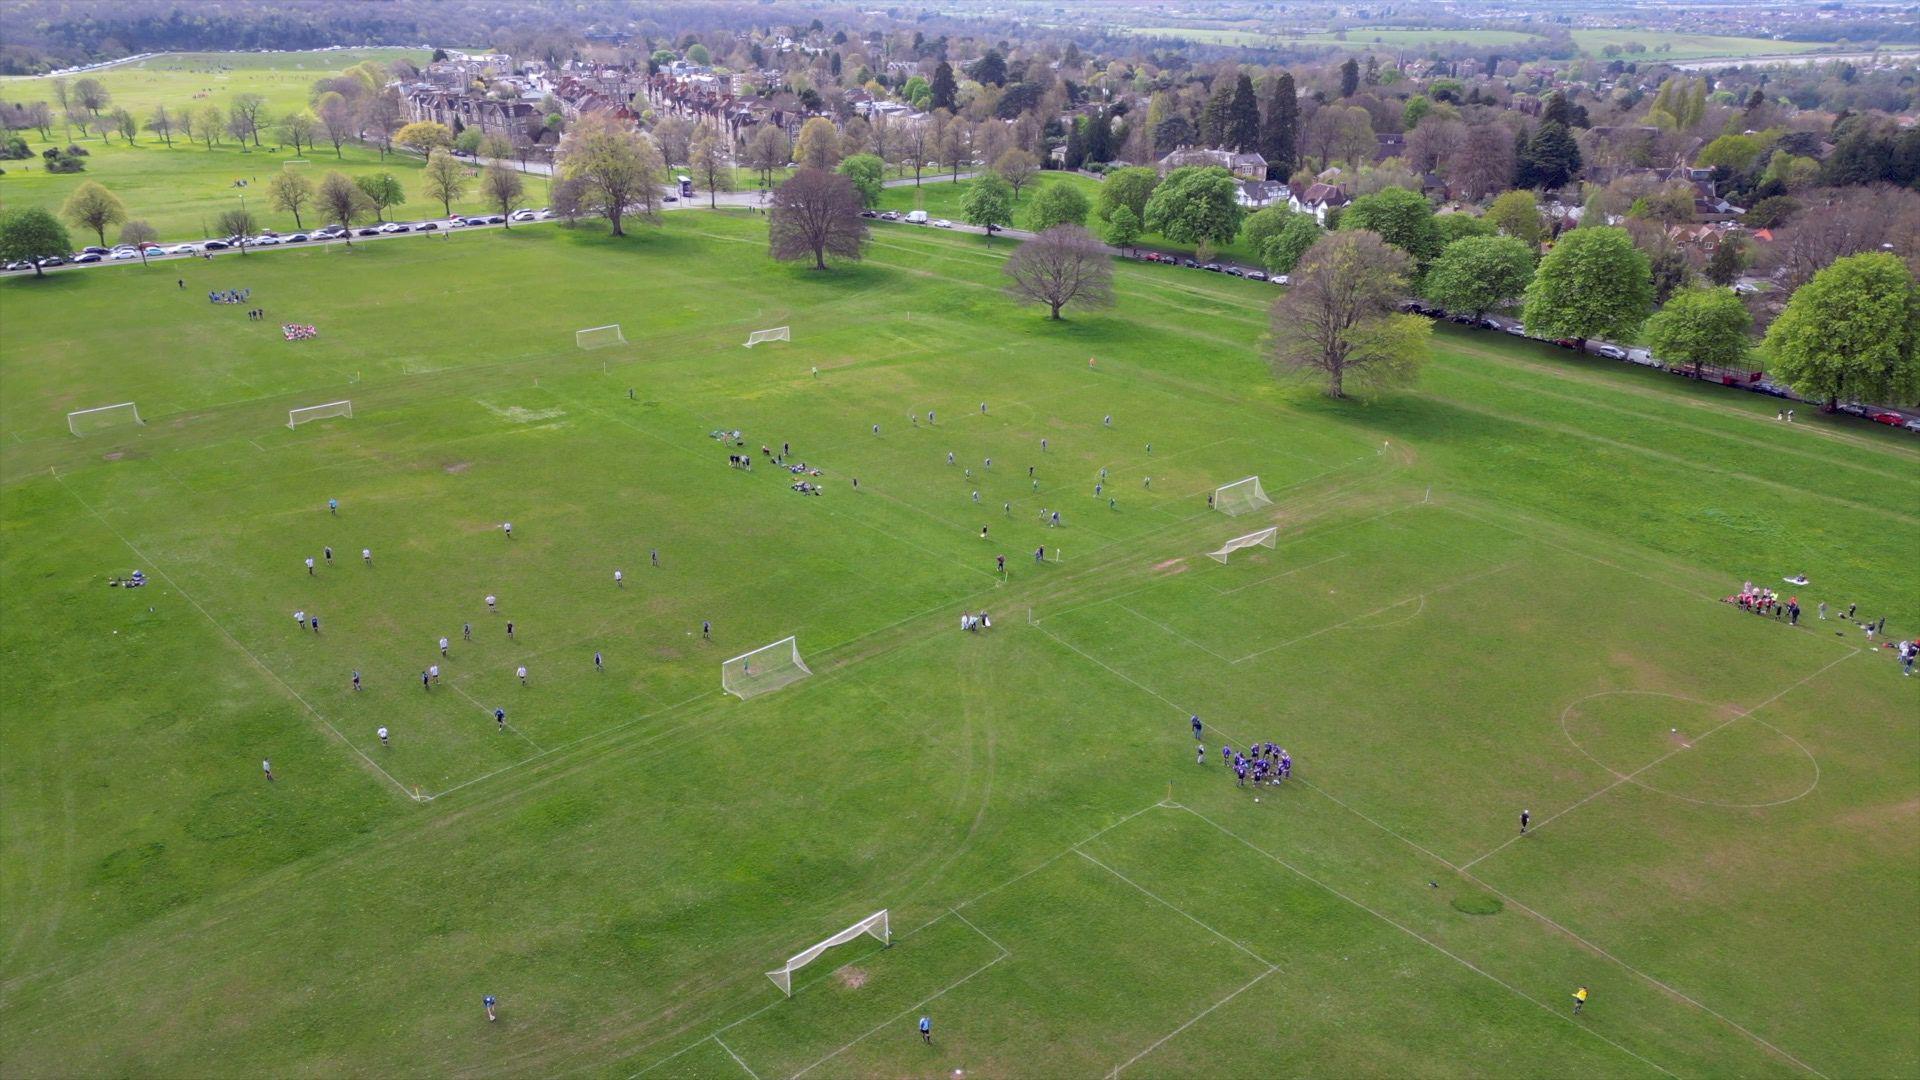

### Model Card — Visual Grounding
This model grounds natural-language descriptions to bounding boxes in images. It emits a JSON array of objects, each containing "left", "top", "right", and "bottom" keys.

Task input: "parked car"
[
  {"left": 905, "top": 210, "right": 929, "bottom": 224},
  {"left": 81, "top": 245, "right": 109, "bottom": 255},
  {"left": 285, "top": 233, "right": 310, "bottom": 243},
  {"left": 37, "top": 256, "right": 65, "bottom": 266},
  {"left": 313, "top": 227, "right": 345, "bottom": 239},
  {"left": 933, "top": 218, "right": 954, "bottom": 228},
  {"left": 356, "top": 227, "right": 381, "bottom": 236},
  {"left": 1225, "top": 266, "right": 1244, "bottom": 277},
  {"left": 1751, "top": 379, "right": 1793, "bottom": 398},
  {"left": 1903, "top": 419, "right": 1920, "bottom": 434},
  {"left": 879, "top": 211, "right": 900, "bottom": 221},
  {"left": 535, "top": 209, "right": 554, "bottom": 220},
  {"left": 859, "top": 210, "right": 878, "bottom": 218},
  {"left": 1272, "top": 274, "right": 1289, "bottom": 285},
  {"left": 1836, "top": 402, "right": 1870, "bottom": 418},
  {"left": 4, "top": 260, "right": 32, "bottom": 271},
  {"left": 202, "top": 240, "right": 230, "bottom": 250},
  {"left": 1247, "top": 270, "right": 1267, "bottom": 281},
  {"left": 1870, "top": 411, "right": 1905, "bottom": 426},
  {"left": 253, "top": 235, "right": 282, "bottom": 245},
  {"left": 1504, "top": 324, "right": 1527, "bottom": 336},
  {"left": 486, "top": 215, "right": 506, "bottom": 224},
  {"left": 662, "top": 194, "right": 678, "bottom": 202},
  {"left": 111, "top": 248, "right": 137, "bottom": 260},
  {"left": 1592, "top": 343, "right": 1628, "bottom": 360},
  {"left": 1203, "top": 263, "right": 1223, "bottom": 272},
  {"left": 417, "top": 221, "right": 439, "bottom": 231},
  {"left": 1182, "top": 259, "right": 1199, "bottom": 268},
  {"left": 165, "top": 244, "right": 199, "bottom": 255},
  {"left": 73, "top": 252, "right": 103, "bottom": 263},
  {"left": 509, "top": 209, "right": 536, "bottom": 221},
  {"left": 378, "top": 222, "right": 408, "bottom": 233}
]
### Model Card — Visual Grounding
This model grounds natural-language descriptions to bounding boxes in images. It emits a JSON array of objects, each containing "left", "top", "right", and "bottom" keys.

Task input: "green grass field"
[
  {"left": 1, "top": 210, "right": 1916, "bottom": 1078},
  {"left": 0, "top": 49, "right": 431, "bottom": 117},
  {"left": 1114, "top": 24, "right": 1835, "bottom": 60},
  {"left": 1567, "top": 30, "right": 1830, "bottom": 61}
]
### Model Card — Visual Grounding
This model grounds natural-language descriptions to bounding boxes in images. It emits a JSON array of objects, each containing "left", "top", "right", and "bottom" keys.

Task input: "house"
[
  {"left": 1373, "top": 132, "right": 1405, "bottom": 163},
  {"left": 1694, "top": 196, "right": 1744, "bottom": 223},
  {"left": 1288, "top": 182, "right": 1349, "bottom": 224},
  {"left": 1157, "top": 146, "right": 1268, "bottom": 180},
  {"left": 1236, "top": 180, "right": 1286, "bottom": 208}
]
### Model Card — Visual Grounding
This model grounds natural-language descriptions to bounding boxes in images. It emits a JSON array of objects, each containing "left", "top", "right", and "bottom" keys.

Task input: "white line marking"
[
  {"left": 788, "top": 954, "right": 1009, "bottom": 1078},
  {"left": 448, "top": 680, "right": 543, "bottom": 752},
  {"left": 1210, "top": 551, "right": 1351, "bottom": 596},
  {"left": 1076, "top": 850, "right": 1274, "bottom": 968},
  {"left": 712, "top": 1034, "right": 760, "bottom": 1079},
  {"left": 1107, "top": 966, "right": 1278, "bottom": 1078},
  {"left": 1231, "top": 560, "right": 1518, "bottom": 664},
  {"left": 1118, "top": 603, "right": 1235, "bottom": 662}
]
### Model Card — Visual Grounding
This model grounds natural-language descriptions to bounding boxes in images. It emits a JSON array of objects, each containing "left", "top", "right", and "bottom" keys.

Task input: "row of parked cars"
[
  {"left": 1136, "top": 251, "right": 1285, "bottom": 283},
  {"left": 861, "top": 210, "right": 955, "bottom": 228},
  {"left": 5, "top": 208, "right": 561, "bottom": 272}
]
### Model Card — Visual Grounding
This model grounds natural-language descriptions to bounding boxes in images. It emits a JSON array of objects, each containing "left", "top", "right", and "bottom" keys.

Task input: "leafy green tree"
[
  {"left": 1260, "top": 72, "right": 1298, "bottom": 178},
  {"left": 686, "top": 43, "right": 710, "bottom": 65},
  {"left": 1518, "top": 121, "right": 1582, "bottom": 190},
  {"left": 1434, "top": 212, "right": 1495, "bottom": 246},
  {"left": 395, "top": 120, "right": 453, "bottom": 158},
  {"left": 1764, "top": 252, "right": 1920, "bottom": 407},
  {"left": 836, "top": 153, "right": 885, "bottom": 207},
  {"left": 1257, "top": 214, "right": 1321, "bottom": 275},
  {"left": 60, "top": 180, "right": 126, "bottom": 246},
  {"left": 1103, "top": 205, "right": 1142, "bottom": 254},
  {"left": 1096, "top": 166, "right": 1159, "bottom": 224},
  {"left": 1269, "top": 230, "right": 1429, "bottom": 398},
  {"left": 356, "top": 172, "right": 405, "bottom": 221},
  {"left": 1644, "top": 287, "right": 1753, "bottom": 373},
  {"left": 1744, "top": 196, "right": 1798, "bottom": 230},
  {"left": 1143, "top": 165, "right": 1244, "bottom": 251},
  {"left": 1341, "top": 187, "right": 1440, "bottom": 267},
  {"left": 421, "top": 149, "right": 468, "bottom": 218},
  {"left": 454, "top": 127, "right": 484, "bottom": 156},
  {"left": 1403, "top": 95, "right": 1433, "bottom": 130},
  {"left": 1485, "top": 189, "right": 1544, "bottom": 247},
  {"left": 1521, "top": 226, "right": 1653, "bottom": 342},
  {"left": 1705, "top": 238, "right": 1747, "bottom": 287},
  {"left": 1422, "top": 235, "right": 1536, "bottom": 317},
  {"left": 1024, "top": 182, "right": 1091, "bottom": 231},
  {"left": 961, "top": 171, "right": 1014, "bottom": 240},
  {"left": 1241, "top": 205, "right": 1302, "bottom": 258},
  {"left": 0, "top": 207, "right": 74, "bottom": 276}
]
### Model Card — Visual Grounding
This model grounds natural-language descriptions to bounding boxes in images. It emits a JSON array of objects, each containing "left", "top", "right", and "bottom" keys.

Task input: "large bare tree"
[
  {"left": 1269, "top": 230, "right": 1430, "bottom": 398},
  {"left": 768, "top": 167, "right": 867, "bottom": 270},
  {"left": 1002, "top": 225, "right": 1115, "bottom": 320}
]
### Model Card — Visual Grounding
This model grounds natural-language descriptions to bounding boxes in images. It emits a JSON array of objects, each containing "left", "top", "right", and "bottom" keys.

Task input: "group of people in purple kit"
[{"left": 1190, "top": 714, "right": 1294, "bottom": 789}]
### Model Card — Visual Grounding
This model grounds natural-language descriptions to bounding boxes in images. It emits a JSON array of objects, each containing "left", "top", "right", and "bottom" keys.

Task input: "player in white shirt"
[
  {"left": 614, "top": 569, "right": 623, "bottom": 587},
  {"left": 377, "top": 726, "right": 389, "bottom": 746},
  {"left": 305, "top": 556, "right": 315, "bottom": 575},
  {"left": 362, "top": 548, "right": 372, "bottom": 565},
  {"left": 429, "top": 663, "right": 440, "bottom": 683},
  {"left": 516, "top": 665, "right": 528, "bottom": 684},
  {"left": 502, "top": 522, "right": 513, "bottom": 538},
  {"left": 439, "top": 636, "right": 450, "bottom": 656},
  {"left": 486, "top": 594, "right": 497, "bottom": 612}
]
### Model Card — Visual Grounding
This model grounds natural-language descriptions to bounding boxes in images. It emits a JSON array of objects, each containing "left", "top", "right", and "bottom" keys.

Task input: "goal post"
[
  {"left": 289, "top": 400, "right": 352, "bottom": 429},
  {"left": 766, "top": 910, "right": 890, "bottom": 997},
  {"left": 722, "top": 635, "right": 812, "bottom": 699},
  {"left": 744, "top": 326, "right": 790, "bottom": 348},
  {"left": 1208, "top": 526, "right": 1277, "bottom": 564},
  {"left": 1212, "top": 475, "right": 1272, "bottom": 517},
  {"left": 576, "top": 324, "right": 626, "bottom": 350},
  {"left": 68, "top": 402, "right": 143, "bottom": 437}
]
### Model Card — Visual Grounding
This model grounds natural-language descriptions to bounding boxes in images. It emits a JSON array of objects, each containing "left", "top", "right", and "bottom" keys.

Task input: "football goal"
[
  {"left": 575, "top": 324, "right": 626, "bottom": 350},
  {"left": 1213, "top": 475, "right": 1272, "bottom": 516},
  {"left": 722, "top": 635, "right": 812, "bottom": 699},
  {"left": 744, "top": 325, "right": 790, "bottom": 348},
  {"left": 766, "top": 910, "right": 890, "bottom": 997},
  {"left": 288, "top": 400, "right": 353, "bottom": 429},
  {"left": 1208, "top": 526, "right": 1277, "bottom": 564},
  {"left": 68, "top": 402, "right": 144, "bottom": 437}
]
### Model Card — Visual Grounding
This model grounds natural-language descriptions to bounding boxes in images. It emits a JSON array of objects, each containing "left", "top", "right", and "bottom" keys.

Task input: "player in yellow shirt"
[{"left": 1572, "top": 986, "right": 1588, "bottom": 1015}]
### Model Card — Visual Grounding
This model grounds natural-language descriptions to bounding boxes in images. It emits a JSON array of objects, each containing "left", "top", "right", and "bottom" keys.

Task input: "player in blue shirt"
[
  {"left": 1221, "top": 744, "right": 1233, "bottom": 766},
  {"left": 1190, "top": 714, "right": 1202, "bottom": 739},
  {"left": 484, "top": 995, "right": 497, "bottom": 1022},
  {"left": 919, "top": 1015, "right": 932, "bottom": 1043},
  {"left": 494, "top": 707, "right": 506, "bottom": 731}
]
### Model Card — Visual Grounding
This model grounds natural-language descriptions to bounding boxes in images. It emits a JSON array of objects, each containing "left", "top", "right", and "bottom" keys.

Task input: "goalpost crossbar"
[
  {"left": 721, "top": 635, "right": 812, "bottom": 699},
  {"left": 744, "top": 326, "right": 790, "bottom": 348},
  {"left": 766, "top": 910, "right": 890, "bottom": 996},
  {"left": 288, "top": 400, "right": 353, "bottom": 428},
  {"left": 1208, "top": 526, "right": 1278, "bottom": 563},
  {"left": 1212, "top": 475, "right": 1272, "bottom": 517},
  {"left": 576, "top": 324, "right": 626, "bottom": 350},
  {"left": 67, "top": 402, "right": 143, "bottom": 436}
]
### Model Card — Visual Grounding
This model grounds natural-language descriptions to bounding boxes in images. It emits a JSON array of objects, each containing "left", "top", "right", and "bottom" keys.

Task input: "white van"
[{"left": 905, "top": 210, "right": 929, "bottom": 224}]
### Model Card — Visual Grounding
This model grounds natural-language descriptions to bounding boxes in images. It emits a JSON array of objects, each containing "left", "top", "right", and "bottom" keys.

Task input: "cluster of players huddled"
[{"left": 1225, "top": 742, "right": 1293, "bottom": 787}]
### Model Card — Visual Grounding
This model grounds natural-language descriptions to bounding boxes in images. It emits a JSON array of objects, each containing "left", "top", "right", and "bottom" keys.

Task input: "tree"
[
  {"left": 355, "top": 172, "right": 405, "bottom": 221},
  {"left": 1269, "top": 230, "right": 1430, "bottom": 398},
  {"left": 0, "top": 207, "right": 73, "bottom": 276},
  {"left": 195, "top": 104, "right": 223, "bottom": 148},
  {"left": 1143, "top": 165, "right": 1244, "bottom": 251},
  {"left": 1434, "top": 212, "right": 1494, "bottom": 246},
  {"left": 1422, "top": 235, "right": 1536, "bottom": 317},
  {"left": 689, "top": 126, "right": 732, "bottom": 209},
  {"left": 1339, "top": 58, "right": 1360, "bottom": 98},
  {"left": 970, "top": 50, "right": 1007, "bottom": 87},
  {"left": 279, "top": 111, "right": 318, "bottom": 157},
  {"left": 1744, "top": 196, "right": 1798, "bottom": 230},
  {"left": 145, "top": 102, "right": 176, "bottom": 146},
  {"left": 119, "top": 219, "right": 158, "bottom": 265},
  {"left": 1519, "top": 121, "right": 1582, "bottom": 190},
  {"left": 930, "top": 62, "right": 958, "bottom": 112},
  {"left": 1485, "top": 189, "right": 1544, "bottom": 247},
  {"left": 1258, "top": 214, "right": 1321, "bottom": 275},
  {"left": 1003, "top": 225, "right": 1114, "bottom": 320},
  {"left": 769, "top": 167, "right": 868, "bottom": 269},
  {"left": 315, "top": 171, "right": 374, "bottom": 235},
  {"left": 651, "top": 116, "right": 693, "bottom": 170},
  {"left": 365, "top": 88, "right": 406, "bottom": 156},
  {"left": 1200, "top": 78, "right": 1234, "bottom": 146},
  {"left": 230, "top": 92, "right": 268, "bottom": 147},
  {"left": 73, "top": 77, "right": 109, "bottom": 117},
  {"left": 1450, "top": 122, "right": 1516, "bottom": 202},
  {"left": 60, "top": 180, "right": 126, "bottom": 246},
  {"left": 1095, "top": 167, "right": 1159, "bottom": 229},
  {"left": 745, "top": 124, "right": 792, "bottom": 189},
  {"left": 837, "top": 152, "right": 885, "bottom": 208},
  {"left": 556, "top": 112, "right": 665, "bottom": 237},
  {"left": 1645, "top": 287, "right": 1753, "bottom": 374},
  {"left": 962, "top": 171, "right": 1015, "bottom": 240},
  {"left": 1341, "top": 187, "right": 1441, "bottom": 268},
  {"left": 395, "top": 120, "right": 454, "bottom": 159},
  {"left": 1024, "top": 182, "right": 1091, "bottom": 231},
  {"left": 1704, "top": 238, "right": 1747, "bottom": 287},
  {"left": 267, "top": 170, "right": 314, "bottom": 229},
  {"left": 481, "top": 164, "right": 526, "bottom": 225},
  {"left": 454, "top": 128, "right": 483, "bottom": 157},
  {"left": 1260, "top": 72, "right": 1299, "bottom": 179},
  {"left": 1104, "top": 205, "right": 1143, "bottom": 254},
  {"left": 994, "top": 148, "right": 1039, "bottom": 199},
  {"left": 1521, "top": 226, "right": 1653, "bottom": 343},
  {"left": 314, "top": 92, "right": 355, "bottom": 157},
  {"left": 111, "top": 108, "right": 136, "bottom": 143},
  {"left": 1226, "top": 74, "right": 1261, "bottom": 152},
  {"left": 1764, "top": 253, "right": 1919, "bottom": 407},
  {"left": 215, "top": 207, "right": 258, "bottom": 252},
  {"left": 549, "top": 176, "right": 587, "bottom": 227},
  {"left": 1242, "top": 205, "right": 1304, "bottom": 258},
  {"left": 421, "top": 149, "right": 468, "bottom": 217}
]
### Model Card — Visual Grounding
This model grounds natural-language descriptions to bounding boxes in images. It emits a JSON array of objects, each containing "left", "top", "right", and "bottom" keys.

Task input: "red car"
[{"left": 1870, "top": 412, "right": 1905, "bottom": 426}]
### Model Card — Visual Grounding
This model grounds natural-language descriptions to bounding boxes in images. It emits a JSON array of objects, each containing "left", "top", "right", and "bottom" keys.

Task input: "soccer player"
[
  {"left": 1146, "top": 443, "right": 1152, "bottom": 453},
  {"left": 295, "top": 609, "right": 306, "bottom": 626},
  {"left": 985, "top": 457, "right": 992, "bottom": 470},
  {"left": 1191, "top": 714, "right": 1203, "bottom": 739},
  {"left": 463, "top": 622, "right": 473, "bottom": 641},
  {"left": 1100, "top": 467, "right": 1107, "bottom": 480},
  {"left": 1040, "top": 438, "right": 1048, "bottom": 452},
  {"left": 650, "top": 549, "right": 660, "bottom": 566},
  {"left": 421, "top": 670, "right": 431, "bottom": 691},
  {"left": 872, "top": 423, "right": 880, "bottom": 435},
  {"left": 1221, "top": 744, "right": 1232, "bottom": 766},
  {"left": 1108, "top": 498, "right": 1116, "bottom": 511},
  {"left": 323, "top": 546, "right": 333, "bottom": 565},
  {"left": 594, "top": 651, "right": 604, "bottom": 671},
  {"left": 980, "top": 402, "right": 987, "bottom": 413},
  {"left": 429, "top": 664, "right": 440, "bottom": 684},
  {"left": 972, "top": 491, "right": 980, "bottom": 503},
  {"left": 328, "top": 498, "right": 338, "bottom": 515},
  {"left": 947, "top": 451, "right": 955, "bottom": 465},
  {"left": 1143, "top": 476, "right": 1151, "bottom": 489},
  {"left": 305, "top": 556, "right": 316, "bottom": 575},
  {"left": 910, "top": 414, "right": 917, "bottom": 427},
  {"left": 351, "top": 670, "right": 361, "bottom": 691},
  {"left": 1095, "top": 483, "right": 1102, "bottom": 497},
  {"left": 517, "top": 665, "right": 528, "bottom": 685},
  {"left": 505, "top": 621, "right": 514, "bottom": 639},
  {"left": 1104, "top": 415, "right": 1111, "bottom": 427},
  {"left": 440, "top": 637, "right": 450, "bottom": 657},
  {"left": 965, "top": 468, "right": 972, "bottom": 481},
  {"left": 919, "top": 1016, "right": 932, "bottom": 1044},
  {"left": 486, "top": 595, "right": 497, "bottom": 613},
  {"left": 614, "top": 569, "right": 624, "bottom": 587},
  {"left": 1572, "top": 986, "right": 1587, "bottom": 1015},
  {"left": 981, "top": 525, "right": 989, "bottom": 540},
  {"left": 996, "top": 554, "right": 1006, "bottom": 574},
  {"left": 494, "top": 708, "right": 506, "bottom": 731},
  {"left": 503, "top": 522, "right": 513, "bottom": 538},
  {"left": 1050, "top": 511, "right": 1060, "bottom": 527},
  {"left": 1520, "top": 809, "right": 1530, "bottom": 834},
  {"left": 1034, "top": 546, "right": 1045, "bottom": 563},
  {"left": 362, "top": 548, "right": 372, "bottom": 565},
  {"left": 1196, "top": 743, "right": 1205, "bottom": 764},
  {"left": 263, "top": 759, "right": 274, "bottom": 781},
  {"left": 1003, "top": 502, "right": 1010, "bottom": 516},
  {"left": 484, "top": 995, "right": 497, "bottom": 1022},
  {"left": 377, "top": 726, "right": 389, "bottom": 746},
  {"left": 310, "top": 616, "right": 320, "bottom": 633},
  {"left": 702, "top": 620, "right": 711, "bottom": 640}
]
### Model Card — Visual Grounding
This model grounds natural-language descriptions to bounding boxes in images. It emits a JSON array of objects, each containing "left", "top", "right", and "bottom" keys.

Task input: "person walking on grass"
[
  {"left": 1191, "top": 714, "right": 1203, "bottom": 740},
  {"left": 918, "top": 1015, "right": 932, "bottom": 1044},
  {"left": 352, "top": 670, "right": 361, "bottom": 692},
  {"left": 262, "top": 759, "right": 274, "bottom": 781},
  {"left": 1520, "top": 809, "right": 1530, "bottom": 834},
  {"left": 1572, "top": 986, "right": 1588, "bottom": 1015},
  {"left": 377, "top": 726, "right": 388, "bottom": 746},
  {"left": 440, "top": 636, "right": 450, "bottom": 657},
  {"left": 495, "top": 708, "right": 506, "bottom": 732},
  {"left": 305, "top": 556, "right": 315, "bottom": 575},
  {"left": 594, "top": 650, "right": 604, "bottom": 671},
  {"left": 484, "top": 995, "right": 497, "bottom": 1022}
]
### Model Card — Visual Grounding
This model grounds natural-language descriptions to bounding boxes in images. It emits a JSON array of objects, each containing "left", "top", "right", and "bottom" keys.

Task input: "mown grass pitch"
[{"left": 1, "top": 212, "right": 1915, "bottom": 1078}]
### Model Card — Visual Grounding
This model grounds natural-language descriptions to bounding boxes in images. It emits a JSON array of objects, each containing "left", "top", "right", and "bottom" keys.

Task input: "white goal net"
[
  {"left": 1208, "top": 526, "right": 1277, "bottom": 564},
  {"left": 766, "top": 910, "right": 890, "bottom": 997},
  {"left": 1213, "top": 476, "right": 1272, "bottom": 517},
  {"left": 744, "top": 326, "right": 790, "bottom": 348},
  {"left": 68, "top": 402, "right": 144, "bottom": 437},
  {"left": 722, "top": 635, "right": 812, "bottom": 699},
  {"left": 576, "top": 324, "right": 626, "bottom": 350},
  {"left": 289, "top": 400, "right": 353, "bottom": 429}
]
